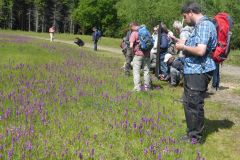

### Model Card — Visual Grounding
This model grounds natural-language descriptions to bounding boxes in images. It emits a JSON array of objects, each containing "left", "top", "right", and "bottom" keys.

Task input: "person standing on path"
[
  {"left": 92, "top": 27, "right": 101, "bottom": 51},
  {"left": 49, "top": 25, "right": 55, "bottom": 42},
  {"left": 175, "top": 1, "right": 217, "bottom": 144}
]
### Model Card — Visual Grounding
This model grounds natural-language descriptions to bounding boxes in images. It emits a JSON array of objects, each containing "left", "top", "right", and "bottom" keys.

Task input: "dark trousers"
[
  {"left": 124, "top": 48, "right": 133, "bottom": 74},
  {"left": 183, "top": 72, "right": 212, "bottom": 140},
  {"left": 159, "top": 53, "right": 168, "bottom": 77},
  {"left": 212, "top": 63, "right": 220, "bottom": 89},
  {"left": 94, "top": 40, "right": 98, "bottom": 51}
]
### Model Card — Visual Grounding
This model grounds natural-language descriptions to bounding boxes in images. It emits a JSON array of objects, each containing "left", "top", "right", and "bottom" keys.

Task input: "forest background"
[{"left": 0, "top": 0, "right": 240, "bottom": 49}]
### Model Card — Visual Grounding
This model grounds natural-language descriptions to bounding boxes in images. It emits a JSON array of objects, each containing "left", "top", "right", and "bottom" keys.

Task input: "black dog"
[{"left": 74, "top": 38, "right": 84, "bottom": 47}]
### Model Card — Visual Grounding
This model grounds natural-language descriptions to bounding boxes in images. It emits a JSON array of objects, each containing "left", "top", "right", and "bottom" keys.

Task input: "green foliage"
[
  {"left": 73, "top": 0, "right": 119, "bottom": 36},
  {"left": 0, "top": 0, "right": 240, "bottom": 48},
  {"left": 0, "top": 33, "right": 240, "bottom": 159}
]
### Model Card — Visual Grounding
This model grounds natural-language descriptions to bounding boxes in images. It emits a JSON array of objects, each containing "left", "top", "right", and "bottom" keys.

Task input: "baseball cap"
[{"left": 164, "top": 53, "right": 173, "bottom": 63}]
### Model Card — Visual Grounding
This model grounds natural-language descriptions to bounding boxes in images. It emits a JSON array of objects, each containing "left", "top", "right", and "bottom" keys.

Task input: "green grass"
[
  {"left": 0, "top": 29, "right": 122, "bottom": 49},
  {"left": 225, "top": 49, "right": 240, "bottom": 66},
  {"left": 0, "top": 32, "right": 239, "bottom": 159}
]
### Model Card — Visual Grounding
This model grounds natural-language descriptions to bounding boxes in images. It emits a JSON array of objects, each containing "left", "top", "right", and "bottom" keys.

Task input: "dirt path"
[
  {"left": 206, "top": 64, "right": 240, "bottom": 107},
  {"left": 25, "top": 35, "right": 240, "bottom": 106},
  {"left": 24, "top": 35, "right": 122, "bottom": 54}
]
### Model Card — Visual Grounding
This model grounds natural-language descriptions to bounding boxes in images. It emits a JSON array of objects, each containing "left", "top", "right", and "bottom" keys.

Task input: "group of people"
[
  {"left": 121, "top": 1, "right": 220, "bottom": 144},
  {"left": 48, "top": 26, "right": 101, "bottom": 51},
  {"left": 48, "top": 1, "right": 222, "bottom": 145},
  {"left": 121, "top": 21, "right": 192, "bottom": 88}
]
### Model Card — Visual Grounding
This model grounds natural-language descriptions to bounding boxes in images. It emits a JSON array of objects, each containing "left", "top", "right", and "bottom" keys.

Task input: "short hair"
[
  {"left": 173, "top": 21, "right": 183, "bottom": 30},
  {"left": 181, "top": 1, "right": 202, "bottom": 14},
  {"left": 129, "top": 22, "right": 138, "bottom": 27},
  {"left": 160, "top": 22, "right": 168, "bottom": 34}
]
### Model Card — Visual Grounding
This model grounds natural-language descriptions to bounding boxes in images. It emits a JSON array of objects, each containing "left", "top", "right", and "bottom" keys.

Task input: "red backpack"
[{"left": 212, "top": 12, "right": 234, "bottom": 63}]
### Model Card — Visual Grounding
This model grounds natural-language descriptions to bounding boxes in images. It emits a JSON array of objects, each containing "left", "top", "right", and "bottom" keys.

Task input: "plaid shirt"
[{"left": 184, "top": 16, "right": 217, "bottom": 74}]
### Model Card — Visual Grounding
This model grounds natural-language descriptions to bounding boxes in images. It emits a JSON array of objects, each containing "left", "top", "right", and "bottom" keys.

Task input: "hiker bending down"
[
  {"left": 74, "top": 37, "right": 84, "bottom": 47},
  {"left": 49, "top": 25, "right": 55, "bottom": 42},
  {"left": 176, "top": 1, "right": 217, "bottom": 144},
  {"left": 164, "top": 53, "right": 184, "bottom": 87},
  {"left": 129, "top": 22, "right": 151, "bottom": 92}
]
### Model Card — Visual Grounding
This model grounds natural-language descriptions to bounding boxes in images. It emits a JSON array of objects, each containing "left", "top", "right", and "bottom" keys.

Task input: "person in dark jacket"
[
  {"left": 158, "top": 22, "right": 170, "bottom": 80},
  {"left": 74, "top": 37, "right": 84, "bottom": 47},
  {"left": 164, "top": 53, "right": 184, "bottom": 86},
  {"left": 92, "top": 27, "right": 101, "bottom": 51}
]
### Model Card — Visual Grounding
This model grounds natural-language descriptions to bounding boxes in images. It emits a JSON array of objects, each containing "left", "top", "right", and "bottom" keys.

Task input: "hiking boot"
[
  {"left": 169, "top": 83, "right": 177, "bottom": 87},
  {"left": 180, "top": 135, "right": 190, "bottom": 143}
]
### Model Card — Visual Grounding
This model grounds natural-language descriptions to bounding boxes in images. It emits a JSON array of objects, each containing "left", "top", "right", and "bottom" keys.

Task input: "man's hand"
[{"left": 176, "top": 42, "right": 185, "bottom": 51}]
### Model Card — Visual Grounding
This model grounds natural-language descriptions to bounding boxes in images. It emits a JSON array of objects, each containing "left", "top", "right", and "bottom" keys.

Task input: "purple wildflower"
[
  {"left": 133, "top": 122, "right": 137, "bottom": 129},
  {"left": 79, "top": 151, "right": 83, "bottom": 159},
  {"left": 93, "top": 134, "right": 97, "bottom": 140},
  {"left": 25, "top": 141, "right": 33, "bottom": 151},
  {"left": 90, "top": 148, "right": 94, "bottom": 158},
  {"left": 8, "top": 148, "right": 14, "bottom": 160},
  {"left": 144, "top": 148, "right": 148, "bottom": 155}
]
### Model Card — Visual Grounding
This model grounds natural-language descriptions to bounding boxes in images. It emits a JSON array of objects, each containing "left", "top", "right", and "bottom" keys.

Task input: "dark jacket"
[{"left": 172, "top": 58, "right": 184, "bottom": 72}]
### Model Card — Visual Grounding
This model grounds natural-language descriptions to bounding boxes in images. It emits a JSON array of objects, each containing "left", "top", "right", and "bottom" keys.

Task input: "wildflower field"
[{"left": 0, "top": 32, "right": 239, "bottom": 160}]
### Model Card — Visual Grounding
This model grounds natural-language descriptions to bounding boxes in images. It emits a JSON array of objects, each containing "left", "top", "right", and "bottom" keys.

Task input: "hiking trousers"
[
  {"left": 183, "top": 72, "right": 212, "bottom": 140},
  {"left": 170, "top": 67, "right": 181, "bottom": 85},
  {"left": 125, "top": 48, "right": 133, "bottom": 74},
  {"left": 93, "top": 40, "right": 98, "bottom": 51},
  {"left": 212, "top": 63, "right": 220, "bottom": 89},
  {"left": 132, "top": 55, "right": 151, "bottom": 91}
]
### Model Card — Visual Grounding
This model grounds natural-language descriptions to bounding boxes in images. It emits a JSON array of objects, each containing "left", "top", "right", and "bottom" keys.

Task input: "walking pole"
[{"left": 155, "top": 21, "right": 162, "bottom": 79}]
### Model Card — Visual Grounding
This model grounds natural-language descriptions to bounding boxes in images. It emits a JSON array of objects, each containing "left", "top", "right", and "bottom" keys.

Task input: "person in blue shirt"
[
  {"left": 92, "top": 27, "right": 101, "bottom": 51},
  {"left": 175, "top": 1, "right": 217, "bottom": 144}
]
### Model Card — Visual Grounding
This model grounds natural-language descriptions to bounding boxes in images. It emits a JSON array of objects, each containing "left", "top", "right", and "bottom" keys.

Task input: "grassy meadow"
[
  {"left": 0, "top": 31, "right": 240, "bottom": 159},
  {"left": 1, "top": 30, "right": 122, "bottom": 49}
]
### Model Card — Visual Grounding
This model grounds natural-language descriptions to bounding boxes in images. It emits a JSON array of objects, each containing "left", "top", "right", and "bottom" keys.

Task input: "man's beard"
[{"left": 187, "top": 20, "right": 195, "bottom": 26}]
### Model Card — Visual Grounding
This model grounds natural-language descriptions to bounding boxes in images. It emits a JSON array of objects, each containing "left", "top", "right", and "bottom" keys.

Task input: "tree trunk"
[
  {"left": 10, "top": 8, "right": 13, "bottom": 29},
  {"left": 35, "top": 9, "right": 39, "bottom": 32},
  {"left": 41, "top": 16, "right": 44, "bottom": 33},
  {"left": 53, "top": 4, "right": 56, "bottom": 26},
  {"left": 70, "top": 18, "right": 72, "bottom": 34},
  {"left": 28, "top": 10, "right": 31, "bottom": 31},
  {"left": 73, "top": 24, "right": 75, "bottom": 34}
]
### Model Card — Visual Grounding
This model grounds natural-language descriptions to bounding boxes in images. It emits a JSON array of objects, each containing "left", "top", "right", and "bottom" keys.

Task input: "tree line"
[{"left": 0, "top": 0, "right": 240, "bottom": 48}]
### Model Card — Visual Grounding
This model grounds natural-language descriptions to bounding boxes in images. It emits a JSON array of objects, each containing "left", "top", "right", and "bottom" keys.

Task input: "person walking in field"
[
  {"left": 49, "top": 25, "right": 55, "bottom": 42},
  {"left": 129, "top": 22, "right": 151, "bottom": 92},
  {"left": 175, "top": 1, "right": 217, "bottom": 144}
]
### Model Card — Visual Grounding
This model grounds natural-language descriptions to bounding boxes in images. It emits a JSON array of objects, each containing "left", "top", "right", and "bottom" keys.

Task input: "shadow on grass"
[
  {"left": 219, "top": 86, "right": 230, "bottom": 90},
  {"left": 202, "top": 118, "right": 234, "bottom": 143}
]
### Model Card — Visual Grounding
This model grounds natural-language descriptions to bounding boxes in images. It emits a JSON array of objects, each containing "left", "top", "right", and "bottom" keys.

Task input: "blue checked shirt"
[{"left": 184, "top": 16, "right": 217, "bottom": 74}]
